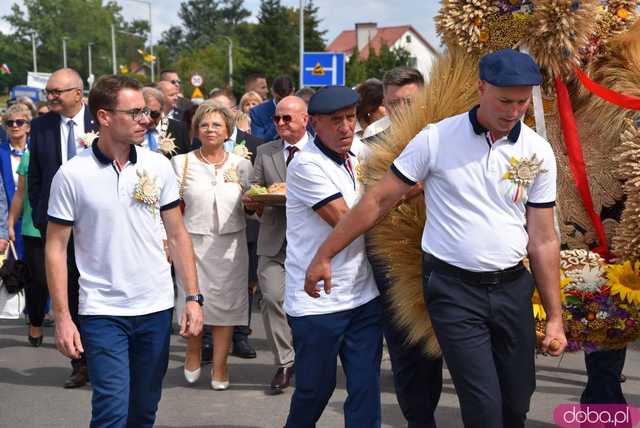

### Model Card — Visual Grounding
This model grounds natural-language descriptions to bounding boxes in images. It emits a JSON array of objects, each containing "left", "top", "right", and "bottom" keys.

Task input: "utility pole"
[
  {"left": 87, "top": 42, "right": 95, "bottom": 87},
  {"left": 31, "top": 32, "right": 38, "bottom": 72},
  {"left": 215, "top": 36, "right": 234, "bottom": 88},
  {"left": 62, "top": 37, "right": 68, "bottom": 68},
  {"left": 299, "top": 0, "right": 305, "bottom": 88},
  {"left": 111, "top": 24, "right": 117, "bottom": 74}
]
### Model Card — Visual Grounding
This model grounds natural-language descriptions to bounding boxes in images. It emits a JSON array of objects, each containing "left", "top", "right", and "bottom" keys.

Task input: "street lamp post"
[
  {"left": 62, "top": 37, "right": 68, "bottom": 68},
  {"left": 111, "top": 24, "right": 117, "bottom": 74},
  {"left": 299, "top": 0, "right": 304, "bottom": 88},
  {"left": 30, "top": 32, "right": 38, "bottom": 72},
  {"left": 127, "top": 0, "right": 154, "bottom": 82},
  {"left": 215, "top": 36, "right": 234, "bottom": 88},
  {"left": 88, "top": 42, "right": 95, "bottom": 87}
]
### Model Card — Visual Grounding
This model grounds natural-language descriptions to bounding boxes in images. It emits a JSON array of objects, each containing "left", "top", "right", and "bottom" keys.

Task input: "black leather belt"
[{"left": 423, "top": 253, "right": 525, "bottom": 285}]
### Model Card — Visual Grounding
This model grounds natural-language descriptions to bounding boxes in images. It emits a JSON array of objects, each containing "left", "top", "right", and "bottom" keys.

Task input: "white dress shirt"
[
  {"left": 282, "top": 132, "right": 310, "bottom": 162},
  {"left": 60, "top": 104, "right": 87, "bottom": 164}
]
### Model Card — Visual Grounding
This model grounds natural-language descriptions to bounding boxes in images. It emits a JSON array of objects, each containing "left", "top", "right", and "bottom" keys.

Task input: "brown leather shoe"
[
  {"left": 64, "top": 366, "right": 89, "bottom": 389},
  {"left": 269, "top": 366, "right": 294, "bottom": 394}
]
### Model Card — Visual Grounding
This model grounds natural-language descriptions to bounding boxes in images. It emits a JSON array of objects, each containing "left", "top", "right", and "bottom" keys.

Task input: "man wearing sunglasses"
[
  {"left": 141, "top": 87, "right": 190, "bottom": 159},
  {"left": 28, "top": 67, "right": 98, "bottom": 389},
  {"left": 242, "top": 95, "right": 310, "bottom": 395},
  {"left": 160, "top": 69, "right": 189, "bottom": 121}
]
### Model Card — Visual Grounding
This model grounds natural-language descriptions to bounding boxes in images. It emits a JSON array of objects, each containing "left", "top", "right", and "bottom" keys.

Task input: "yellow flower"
[
  {"left": 532, "top": 273, "right": 570, "bottom": 321},
  {"left": 607, "top": 261, "right": 640, "bottom": 305},
  {"left": 617, "top": 8, "right": 629, "bottom": 19}
]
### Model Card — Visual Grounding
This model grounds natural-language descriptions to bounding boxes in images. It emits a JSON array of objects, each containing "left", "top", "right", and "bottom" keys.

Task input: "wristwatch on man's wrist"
[{"left": 185, "top": 293, "right": 204, "bottom": 306}]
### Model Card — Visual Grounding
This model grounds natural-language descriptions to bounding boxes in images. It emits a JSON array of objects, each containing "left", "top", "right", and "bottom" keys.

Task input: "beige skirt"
[{"left": 185, "top": 231, "right": 249, "bottom": 326}]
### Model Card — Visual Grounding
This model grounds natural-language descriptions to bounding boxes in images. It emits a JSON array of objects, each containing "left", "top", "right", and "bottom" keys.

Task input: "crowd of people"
[{"left": 0, "top": 47, "right": 628, "bottom": 428}]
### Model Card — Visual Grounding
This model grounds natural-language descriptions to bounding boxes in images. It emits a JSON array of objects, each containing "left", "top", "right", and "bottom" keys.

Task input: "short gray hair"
[
  {"left": 142, "top": 87, "right": 165, "bottom": 111},
  {"left": 191, "top": 100, "right": 235, "bottom": 138}
]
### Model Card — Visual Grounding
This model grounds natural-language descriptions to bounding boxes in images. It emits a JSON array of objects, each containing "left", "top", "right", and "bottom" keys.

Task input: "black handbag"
[{"left": 0, "top": 241, "right": 31, "bottom": 294}]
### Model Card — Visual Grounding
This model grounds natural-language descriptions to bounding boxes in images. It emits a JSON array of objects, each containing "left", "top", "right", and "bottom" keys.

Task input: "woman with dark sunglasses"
[{"left": 3, "top": 104, "right": 47, "bottom": 346}]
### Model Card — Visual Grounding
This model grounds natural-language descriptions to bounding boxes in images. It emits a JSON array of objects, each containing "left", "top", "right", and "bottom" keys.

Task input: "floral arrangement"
[
  {"left": 133, "top": 168, "right": 160, "bottom": 214},
  {"left": 233, "top": 141, "right": 252, "bottom": 160},
  {"left": 534, "top": 249, "right": 640, "bottom": 352},
  {"left": 80, "top": 131, "right": 99, "bottom": 148},
  {"left": 223, "top": 165, "right": 240, "bottom": 184}
]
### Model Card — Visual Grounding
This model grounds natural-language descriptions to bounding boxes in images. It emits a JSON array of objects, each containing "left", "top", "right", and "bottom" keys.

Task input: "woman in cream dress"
[{"left": 172, "top": 102, "right": 252, "bottom": 390}]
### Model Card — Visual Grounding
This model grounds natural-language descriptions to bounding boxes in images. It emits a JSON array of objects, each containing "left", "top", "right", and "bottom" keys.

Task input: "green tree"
[
  {"left": 1, "top": 0, "right": 151, "bottom": 91},
  {"left": 345, "top": 42, "right": 412, "bottom": 86}
]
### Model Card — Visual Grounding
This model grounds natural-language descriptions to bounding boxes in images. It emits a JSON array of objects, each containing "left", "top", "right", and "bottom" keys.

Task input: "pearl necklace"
[{"left": 198, "top": 149, "right": 227, "bottom": 167}]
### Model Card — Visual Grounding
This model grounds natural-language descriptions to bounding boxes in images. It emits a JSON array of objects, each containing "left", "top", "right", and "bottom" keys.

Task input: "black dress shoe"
[
  {"left": 28, "top": 335, "right": 43, "bottom": 347},
  {"left": 64, "top": 366, "right": 89, "bottom": 389},
  {"left": 231, "top": 338, "right": 256, "bottom": 359},
  {"left": 269, "top": 366, "right": 294, "bottom": 394}
]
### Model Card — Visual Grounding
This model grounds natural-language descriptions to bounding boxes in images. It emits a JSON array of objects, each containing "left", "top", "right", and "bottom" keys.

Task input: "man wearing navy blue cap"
[
  {"left": 283, "top": 85, "right": 383, "bottom": 427},
  {"left": 305, "top": 50, "right": 567, "bottom": 428}
]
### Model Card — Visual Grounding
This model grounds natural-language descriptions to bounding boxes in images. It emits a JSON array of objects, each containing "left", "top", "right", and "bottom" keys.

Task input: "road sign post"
[{"left": 302, "top": 52, "right": 346, "bottom": 87}]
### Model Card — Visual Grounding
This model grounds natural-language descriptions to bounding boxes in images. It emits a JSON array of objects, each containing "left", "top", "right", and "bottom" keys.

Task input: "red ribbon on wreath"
[
  {"left": 555, "top": 76, "right": 610, "bottom": 259},
  {"left": 575, "top": 68, "right": 640, "bottom": 111}
]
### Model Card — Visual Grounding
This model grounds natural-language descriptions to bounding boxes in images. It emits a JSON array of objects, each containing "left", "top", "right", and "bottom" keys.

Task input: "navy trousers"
[
  {"left": 581, "top": 348, "right": 627, "bottom": 404},
  {"left": 79, "top": 308, "right": 173, "bottom": 428},
  {"left": 368, "top": 250, "right": 443, "bottom": 428},
  {"left": 285, "top": 298, "right": 383, "bottom": 428},
  {"left": 423, "top": 257, "right": 536, "bottom": 428}
]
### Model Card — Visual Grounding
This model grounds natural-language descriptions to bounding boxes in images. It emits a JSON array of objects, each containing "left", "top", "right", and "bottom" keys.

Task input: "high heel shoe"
[
  {"left": 210, "top": 379, "right": 229, "bottom": 390},
  {"left": 28, "top": 335, "right": 43, "bottom": 347},
  {"left": 184, "top": 367, "right": 201, "bottom": 384}
]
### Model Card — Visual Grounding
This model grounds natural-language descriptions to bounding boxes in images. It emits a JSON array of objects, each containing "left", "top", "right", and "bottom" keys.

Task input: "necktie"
[
  {"left": 285, "top": 145, "right": 299, "bottom": 166},
  {"left": 67, "top": 120, "right": 76, "bottom": 160},
  {"left": 147, "top": 129, "right": 158, "bottom": 152}
]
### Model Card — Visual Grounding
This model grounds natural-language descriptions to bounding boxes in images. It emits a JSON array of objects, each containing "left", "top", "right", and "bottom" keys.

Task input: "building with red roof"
[{"left": 327, "top": 23, "right": 439, "bottom": 76}]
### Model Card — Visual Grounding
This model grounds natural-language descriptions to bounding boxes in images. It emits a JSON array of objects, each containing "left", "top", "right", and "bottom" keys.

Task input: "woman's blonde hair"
[
  {"left": 191, "top": 100, "right": 235, "bottom": 138},
  {"left": 239, "top": 91, "right": 263, "bottom": 113},
  {"left": 2, "top": 103, "right": 32, "bottom": 130}
]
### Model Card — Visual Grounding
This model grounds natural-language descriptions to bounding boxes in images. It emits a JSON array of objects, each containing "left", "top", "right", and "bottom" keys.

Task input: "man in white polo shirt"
[
  {"left": 305, "top": 50, "right": 567, "bottom": 428},
  {"left": 283, "top": 86, "right": 382, "bottom": 427},
  {"left": 46, "top": 75, "right": 203, "bottom": 427}
]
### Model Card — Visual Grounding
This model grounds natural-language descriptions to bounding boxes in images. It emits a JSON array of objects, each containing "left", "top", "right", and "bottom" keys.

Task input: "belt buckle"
[{"left": 479, "top": 272, "right": 501, "bottom": 285}]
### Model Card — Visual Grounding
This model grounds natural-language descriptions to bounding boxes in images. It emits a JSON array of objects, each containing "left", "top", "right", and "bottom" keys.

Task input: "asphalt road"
[{"left": 1, "top": 311, "right": 639, "bottom": 427}]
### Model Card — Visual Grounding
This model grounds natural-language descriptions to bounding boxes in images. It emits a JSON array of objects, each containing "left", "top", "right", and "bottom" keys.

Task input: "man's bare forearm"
[
  {"left": 317, "top": 184, "right": 400, "bottom": 259},
  {"left": 169, "top": 228, "right": 199, "bottom": 295},
  {"left": 529, "top": 239, "right": 562, "bottom": 320}
]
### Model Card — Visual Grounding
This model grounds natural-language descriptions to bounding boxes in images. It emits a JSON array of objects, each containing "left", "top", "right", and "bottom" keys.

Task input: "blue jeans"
[
  {"left": 79, "top": 308, "right": 173, "bottom": 428},
  {"left": 285, "top": 298, "right": 383, "bottom": 428}
]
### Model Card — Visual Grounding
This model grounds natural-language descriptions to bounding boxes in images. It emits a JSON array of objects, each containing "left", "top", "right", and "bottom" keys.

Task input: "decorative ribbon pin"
[{"left": 502, "top": 154, "right": 547, "bottom": 203}]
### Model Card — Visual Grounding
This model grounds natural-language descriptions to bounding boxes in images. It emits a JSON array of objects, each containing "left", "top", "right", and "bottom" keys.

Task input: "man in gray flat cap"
[
  {"left": 283, "top": 85, "right": 383, "bottom": 427},
  {"left": 305, "top": 50, "right": 567, "bottom": 428}
]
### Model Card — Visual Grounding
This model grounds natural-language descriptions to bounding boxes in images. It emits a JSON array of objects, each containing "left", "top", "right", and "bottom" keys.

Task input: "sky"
[{"left": 0, "top": 0, "right": 443, "bottom": 50}]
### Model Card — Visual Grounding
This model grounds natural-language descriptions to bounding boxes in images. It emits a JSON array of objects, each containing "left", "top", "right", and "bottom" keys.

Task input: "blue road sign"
[{"left": 302, "top": 52, "right": 346, "bottom": 87}]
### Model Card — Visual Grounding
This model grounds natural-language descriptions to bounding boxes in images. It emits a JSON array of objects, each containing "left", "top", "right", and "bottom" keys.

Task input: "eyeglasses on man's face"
[
  {"left": 149, "top": 110, "right": 162, "bottom": 120},
  {"left": 170, "top": 79, "right": 181, "bottom": 86},
  {"left": 4, "top": 119, "right": 29, "bottom": 128},
  {"left": 44, "top": 87, "right": 80, "bottom": 98},
  {"left": 104, "top": 107, "right": 152, "bottom": 121}
]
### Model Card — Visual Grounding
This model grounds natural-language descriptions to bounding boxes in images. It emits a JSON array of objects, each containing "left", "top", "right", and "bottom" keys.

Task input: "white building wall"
[{"left": 392, "top": 30, "right": 438, "bottom": 80}]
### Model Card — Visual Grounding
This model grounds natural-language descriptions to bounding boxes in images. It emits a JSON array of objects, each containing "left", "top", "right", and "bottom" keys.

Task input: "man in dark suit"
[
  {"left": 250, "top": 75, "right": 295, "bottom": 142},
  {"left": 141, "top": 87, "right": 190, "bottom": 157},
  {"left": 28, "top": 68, "right": 98, "bottom": 388}
]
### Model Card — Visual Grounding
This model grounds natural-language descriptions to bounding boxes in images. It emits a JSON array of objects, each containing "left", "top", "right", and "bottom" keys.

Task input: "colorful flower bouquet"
[{"left": 534, "top": 249, "right": 640, "bottom": 352}]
